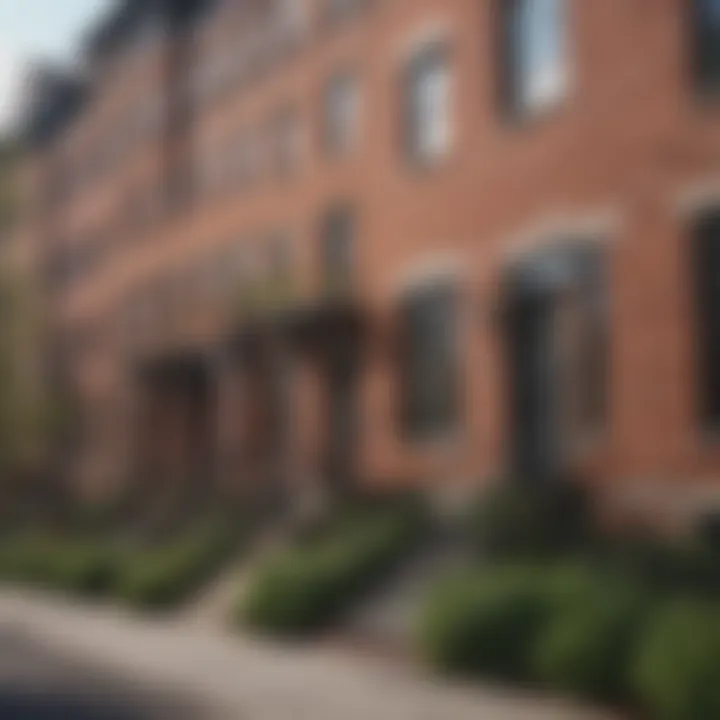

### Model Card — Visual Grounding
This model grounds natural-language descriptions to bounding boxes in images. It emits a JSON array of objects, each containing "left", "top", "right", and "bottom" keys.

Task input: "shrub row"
[
  {"left": 115, "top": 521, "right": 241, "bottom": 609},
  {"left": 0, "top": 519, "right": 244, "bottom": 609},
  {"left": 0, "top": 534, "right": 120, "bottom": 596},
  {"left": 420, "top": 564, "right": 720, "bottom": 720},
  {"left": 240, "top": 502, "right": 428, "bottom": 635}
]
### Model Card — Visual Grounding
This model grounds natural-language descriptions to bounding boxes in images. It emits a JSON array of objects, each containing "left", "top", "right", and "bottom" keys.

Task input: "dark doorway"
[
  {"left": 137, "top": 355, "right": 216, "bottom": 503},
  {"left": 240, "top": 337, "right": 295, "bottom": 509},
  {"left": 505, "top": 289, "right": 561, "bottom": 483},
  {"left": 503, "top": 244, "right": 608, "bottom": 484}
]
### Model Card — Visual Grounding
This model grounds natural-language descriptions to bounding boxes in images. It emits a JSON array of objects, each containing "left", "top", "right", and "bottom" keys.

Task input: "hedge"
[
  {"left": 115, "top": 520, "right": 242, "bottom": 609},
  {"left": 533, "top": 583, "right": 648, "bottom": 702},
  {"left": 0, "top": 535, "right": 121, "bottom": 596},
  {"left": 421, "top": 564, "right": 573, "bottom": 681},
  {"left": 632, "top": 600, "right": 720, "bottom": 720},
  {"left": 0, "top": 517, "right": 245, "bottom": 609},
  {"left": 240, "top": 502, "right": 427, "bottom": 635}
]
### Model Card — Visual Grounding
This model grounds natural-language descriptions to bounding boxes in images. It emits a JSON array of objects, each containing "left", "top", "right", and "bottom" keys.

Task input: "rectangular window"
[
  {"left": 693, "top": 0, "right": 720, "bottom": 95},
  {"left": 270, "top": 106, "right": 302, "bottom": 176},
  {"left": 692, "top": 210, "right": 720, "bottom": 428},
  {"left": 405, "top": 45, "right": 452, "bottom": 163},
  {"left": 325, "top": 0, "right": 363, "bottom": 26},
  {"left": 500, "top": 0, "right": 569, "bottom": 117},
  {"left": 324, "top": 73, "right": 360, "bottom": 156},
  {"left": 399, "top": 283, "right": 460, "bottom": 440},
  {"left": 322, "top": 207, "right": 355, "bottom": 293}
]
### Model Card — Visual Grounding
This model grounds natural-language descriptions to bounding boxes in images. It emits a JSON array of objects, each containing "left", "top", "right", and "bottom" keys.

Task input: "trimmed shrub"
[
  {"left": 115, "top": 521, "right": 241, "bottom": 609},
  {"left": 46, "top": 543, "right": 120, "bottom": 595},
  {"left": 632, "top": 601, "right": 720, "bottom": 720},
  {"left": 420, "top": 567, "right": 551, "bottom": 681},
  {"left": 533, "top": 584, "right": 648, "bottom": 702},
  {"left": 469, "top": 482, "right": 591, "bottom": 560},
  {"left": 0, "top": 535, "right": 120, "bottom": 596},
  {"left": 241, "top": 504, "right": 427, "bottom": 634}
]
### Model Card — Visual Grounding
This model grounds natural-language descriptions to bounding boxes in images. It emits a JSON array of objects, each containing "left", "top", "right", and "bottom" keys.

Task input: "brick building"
[{"left": 19, "top": 0, "right": 720, "bottom": 527}]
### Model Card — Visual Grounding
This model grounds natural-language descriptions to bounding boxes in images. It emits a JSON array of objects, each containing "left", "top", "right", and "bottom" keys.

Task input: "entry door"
[
  {"left": 505, "top": 245, "right": 607, "bottom": 484},
  {"left": 507, "top": 292, "right": 565, "bottom": 484}
]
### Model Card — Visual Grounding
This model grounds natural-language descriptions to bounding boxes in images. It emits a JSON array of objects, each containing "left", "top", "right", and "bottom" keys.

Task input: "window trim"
[
  {"left": 690, "top": 0, "right": 720, "bottom": 100},
  {"left": 402, "top": 40, "right": 455, "bottom": 167},
  {"left": 396, "top": 277, "right": 465, "bottom": 445},
  {"left": 322, "top": 70, "right": 361, "bottom": 158},
  {"left": 498, "top": 0, "right": 572, "bottom": 123}
]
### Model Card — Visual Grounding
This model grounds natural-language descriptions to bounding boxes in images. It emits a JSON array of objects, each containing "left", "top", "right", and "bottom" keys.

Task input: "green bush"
[
  {"left": 0, "top": 535, "right": 120, "bottom": 596},
  {"left": 45, "top": 543, "right": 120, "bottom": 595},
  {"left": 633, "top": 601, "right": 720, "bottom": 720},
  {"left": 115, "top": 521, "right": 240, "bottom": 609},
  {"left": 241, "top": 504, "right": 427, "bottom": 635},
  {"left": 533, "top": 584, "right": 647, "bottom": 702},
  {"left": 420, "top": 567, "right": 551, "bottom": 681},
  {"left": 469, "top": 483, "right": 591, "bottom": 560}
]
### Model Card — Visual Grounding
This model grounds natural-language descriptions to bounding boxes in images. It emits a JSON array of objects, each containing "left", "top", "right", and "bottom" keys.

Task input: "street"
[
  {"left": 0, "top": 628, "right": 215, "bottom": 720},
  {"left": 0, "top": 589, "right": 620, "bottom": 720}
]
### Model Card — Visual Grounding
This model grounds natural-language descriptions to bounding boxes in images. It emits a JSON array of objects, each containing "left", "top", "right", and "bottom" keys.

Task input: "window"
[
  {"left": 322, "top": 206, "right": 355, "bottom": 293},
  {"left": 405, "top": 44, "right": 452, "bottom": 163},
  {"left": 399, "top": 283, "right": 460, "bottom": 440},
  {"left": 693, "top": 0, "right": 720, "bottom": 94},
  {"left": 277, "top": 0, "right": 307, "bottom": 33},
  {"left": 325, "top": 0, "right": 363, "bottom": 26},
  {"left": 270, "top": 106, "right": 302, "bottom": 176},
  {"left": 500, "top": 0, "right": 569, "bottom": 117},
  {"left": 324, "top": 73, "right": 360, "bottom": 156},
  {"left": 692, "top": 210, "right": 720, "bottom": 428},
  {"left": 269, "top": 232, "right": 293, "bottom": 280},
  {"left": 233, "top": 131, "right": 259, "bottom": 189}
]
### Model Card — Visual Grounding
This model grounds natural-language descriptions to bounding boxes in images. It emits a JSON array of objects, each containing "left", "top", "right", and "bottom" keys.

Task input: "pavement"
[
  {"left": 0, "top": 625, "right": 214, "bottom": 719},
  {"left": 0, "top": 588, "right": 623, "bottom": 720}
]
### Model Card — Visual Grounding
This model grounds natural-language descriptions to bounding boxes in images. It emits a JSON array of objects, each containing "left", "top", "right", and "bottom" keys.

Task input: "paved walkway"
[{"left": 0, "top": 590, "right": 622, "bottom": 720}]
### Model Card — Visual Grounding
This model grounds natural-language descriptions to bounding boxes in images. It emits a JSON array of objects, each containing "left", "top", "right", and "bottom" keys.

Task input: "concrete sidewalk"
[{"left": 0, "top": 589, "right": 622, "bottom": 720}]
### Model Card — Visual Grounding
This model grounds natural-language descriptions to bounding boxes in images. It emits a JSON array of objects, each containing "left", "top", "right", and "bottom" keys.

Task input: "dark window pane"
[
  {"left": 694, "top": 0, "right": 720, "bottom": 93},
  {"left": 323, "top": 207, "right": 355, "bottom": 291},
  {"left": 693, "top": 211, "right": 720, "bottom": 427},
  {"left": 399, "top": 284, "right": 460, "bottom": 439}
]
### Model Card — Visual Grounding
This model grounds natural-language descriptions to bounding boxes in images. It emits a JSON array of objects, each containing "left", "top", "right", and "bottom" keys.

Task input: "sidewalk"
[{"left": 0, "top": 589, "right": 622, "bottom": 720}]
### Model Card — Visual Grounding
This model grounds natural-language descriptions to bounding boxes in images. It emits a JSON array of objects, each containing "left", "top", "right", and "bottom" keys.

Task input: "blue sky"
[{"left": 0, "top": 0, "right": 113, "bottom": 132}]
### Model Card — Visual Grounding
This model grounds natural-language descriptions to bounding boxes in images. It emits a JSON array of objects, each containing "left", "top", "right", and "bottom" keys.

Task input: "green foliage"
[
  {"left": 115, "top": 521, "right": 241, "bottom": 609},
  {"left": 469, "top": 482, "right": 591, "bottom": 560},
  {"left": 0, "top": 534, "right": 120, "bottom": 596},
  {"left": 420, "top": 567, "right": 551, "bottom": 681},
  {"left": 632, "top": 601, "right": 720, "bottom": 720},
  {"left": 241, "top": 503, "right": 427, "bottom": 635},
  {"left": 533, "top": 583, "right": 647, "bottom": 702}
]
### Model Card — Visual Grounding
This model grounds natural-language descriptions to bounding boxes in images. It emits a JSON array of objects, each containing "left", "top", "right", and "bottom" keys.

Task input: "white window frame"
[{"left": 405, "top": 42, "right": 453, "bottom": 164}]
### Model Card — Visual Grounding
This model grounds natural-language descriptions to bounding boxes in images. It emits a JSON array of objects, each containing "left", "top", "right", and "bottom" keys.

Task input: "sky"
[{"left": 0, "top": 0, "right": 113, "bottom": 133}]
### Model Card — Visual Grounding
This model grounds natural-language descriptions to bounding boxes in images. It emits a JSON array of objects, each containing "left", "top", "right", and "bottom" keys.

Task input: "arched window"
[
  {"left": 399, "top": 282, "right": 461, "bottom": 440},
  {"left": 322, "top": 206, "right": 355, "bottom": 294},
  {"left": 693, "top": 0, "right": 720, "bottom": 94},
  {"left": 324, "top": 72, "right": 360, "bottom": 156},
  {"left": 404, "top": 43, "right": 452, "bottom": 162},
  {"left": 692, "top": 209, "right": 720, "bottom": 428},
  {"left": 500, "top": 0, "right": 569, "bottom": 117}
]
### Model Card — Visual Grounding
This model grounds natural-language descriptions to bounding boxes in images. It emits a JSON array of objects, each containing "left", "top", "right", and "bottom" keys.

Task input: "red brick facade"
[{"left": 23, "top": 0, "right": 720, "bottom": 527}]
